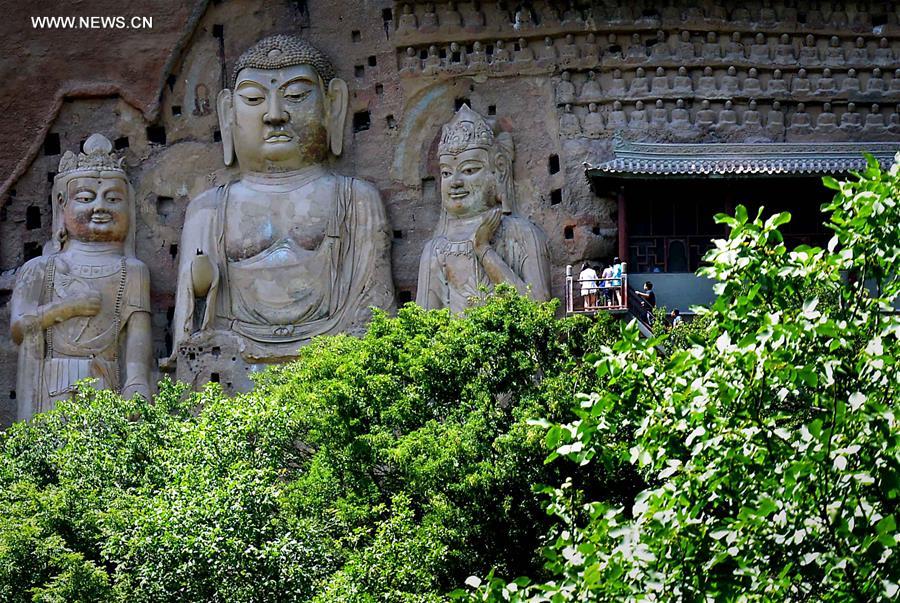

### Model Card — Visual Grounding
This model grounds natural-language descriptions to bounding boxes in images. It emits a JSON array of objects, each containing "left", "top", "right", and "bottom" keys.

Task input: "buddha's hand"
[
  {"left": 474, "top": 207, "right": 502, "bottom": 255},
  {"left": 60, "top": 292, "right": 102, "bottom": 319},
  {"left": 191, "top": 251, "right": 216, "bottom": 297}
]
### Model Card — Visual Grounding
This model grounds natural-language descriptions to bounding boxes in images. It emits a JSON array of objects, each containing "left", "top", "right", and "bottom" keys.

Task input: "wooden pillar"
[{"left": 617, "top": 185, "right": 627, "bottom": 262}]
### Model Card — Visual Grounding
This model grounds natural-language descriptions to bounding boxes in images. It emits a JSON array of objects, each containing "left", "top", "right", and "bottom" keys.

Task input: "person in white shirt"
[
  {"left": 579, "top": 262, "right": 599, "bottom": 309},
  {"left": 600, "top": 263, "right": 613, "bottom": 307}
]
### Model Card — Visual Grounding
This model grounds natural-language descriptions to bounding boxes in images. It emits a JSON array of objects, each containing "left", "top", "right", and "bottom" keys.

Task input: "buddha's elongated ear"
[
  {"left": 326, "top": 78, "right": 349, "bottom": 156},
  {"left": 217, "top": 89, "right": 235, "bottom": 166}
]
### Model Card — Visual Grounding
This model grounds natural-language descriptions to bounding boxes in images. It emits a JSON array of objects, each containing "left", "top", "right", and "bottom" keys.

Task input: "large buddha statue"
[
  {"left": 170, "top": 35, "right": 394, "bottom": 385},
  {"left": 11, "top": 134, "right": 153, "bottom": 419},
  {"left": 416, "top": 105, "right": 551, "bottom": 313}
]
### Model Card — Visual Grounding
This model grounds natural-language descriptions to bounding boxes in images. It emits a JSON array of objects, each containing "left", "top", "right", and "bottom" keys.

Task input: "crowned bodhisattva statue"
[
  {"left": 416, "top": 105, "right": 551, "bottom": 312},
  {"left": 11, "top": 134, "right": 153, "bottom": 420},
  {"left": 169, "top": 35, "right": 395, "bottom": 387}
]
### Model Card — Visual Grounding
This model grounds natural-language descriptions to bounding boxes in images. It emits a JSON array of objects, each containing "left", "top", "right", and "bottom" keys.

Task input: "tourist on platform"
[
  {"left": 670, "top": 308, "right": 683, "bottom": 327},
  {"left": 579, "top": 262, "right": 599, "bottom": 310},
  {"left": 635, "top": 280, "right": 656, "bottom": 324},
  {"left": 600, "top": 263, "right": 614, "bottom": 306},
  {"left": 609, "top": 257, "right": 623, "bottom": 306}
]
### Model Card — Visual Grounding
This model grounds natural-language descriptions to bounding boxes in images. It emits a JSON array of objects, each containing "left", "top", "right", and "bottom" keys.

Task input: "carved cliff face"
[
  {"left": 62, "top": 176, "right": 130, "bottom": 243},
  {"left": 439, "top": 148, "right": 499, "bottom": 218},
  {"left": 231, "top": 65, "right": 329, "bottom": 172}
]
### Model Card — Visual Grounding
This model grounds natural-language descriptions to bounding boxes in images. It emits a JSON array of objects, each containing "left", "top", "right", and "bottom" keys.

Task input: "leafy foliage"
[
  {"left": 0, "top": 289, "right": 626, "bottom": 602},
  {"left": 464, "top": 157, "right": 900, "bottom": 601}
]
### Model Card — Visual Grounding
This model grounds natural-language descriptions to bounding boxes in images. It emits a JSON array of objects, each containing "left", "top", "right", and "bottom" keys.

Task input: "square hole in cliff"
[
  {"left": 146, "top": 126, "right": 167, "bottom": 145},
  {"left": 43, "top": 133, "right": 60, "bottom": 156},
  {"left": 550, "top": 189, "right": 562, "bottom": 205},
  {"left": 564, "top": 225, "right": 575, "bottom": 240},
  {"left": 353, "top": 111, "right": 371, "bottom": 132},
  {"left": 549, "top": 154, "right": 560, "bottom": 174}
]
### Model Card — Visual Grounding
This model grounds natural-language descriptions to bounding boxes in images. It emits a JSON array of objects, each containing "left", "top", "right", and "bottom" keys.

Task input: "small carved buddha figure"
[
  {"left": 696, "top": 99, "right": 716, "bottom": 128},
  {"left": 702, "top": 32, "right": 720, "bottom": 60},
  {"left": 774, "top": 34, "right": 795, "bottom": 64},
  {"left": 804, "top": 2, "right": 825, "bottom": 28},
  {"left": 743, "top": 99, "right": 763, "bottom": 134},
  {"left": 682, "top": 2, "right": 704, "bottom": 23},
  {"left": 538, "top": 3, "right": 560, "bottom": 26},
  {"left": 419, "top": 2, "right": 438, "bottom": 33},
  {"left": 701, "top": 0, "right": 727, "bottom": 21},
  {"left": 766, "top": 101, "right": 786, "bottom": 139},
  {"left": 608, "top": 2, "right": 633, "bottom": 22},
  {"left": 400, "top": 47, "right": 420, "bottom": 76},
  {"left": 608, "top": 69, "right": 627, "bottom": 97},
  {"left": 629, "top": 100, "right": 650, "bottom": 130},
  {"left": 580, "top": 33, "right": 600, "bottom": 65},
  {"left": 491, "top": 40, "right": 511, "bottom": 69},
  {"left": 864, "top": 104, "right": 885, "bottom": 134},
  {"left": 513, "top": 38, "right": 534, "bottom": 64},
  {"left": 697, "top": 66, "right": 717, "bottom": 96},
  {"left": 892, "top": 70, "right": 900, "bottom": 95},
  {"left": 629, "top": 67, "right": 650, "bottom": 96},
  {"left": 676, "top": 31, "right": 695, "bottom": 61},
  {"left": 650, "top": 99, "right": 669, "bottom": 129},
  {"left": 840, "top": 68, "right": 861, "bottom": 96},
  {"left": 462, "top": 1, "right": 486, "bottom": 32},
  {"left": 799, "top": 34, "right": 819, "bottom": 66},
  {"left": 170, "top": 36, "right": 394, "bottom": 377},
  {"left": 559, "top": 33, "right": 580, "bottom": 66},
  {"left": 866, "top": 68, "right": 886, "bottom": 95},
  {"left": 829, "top": 5, "right": 849, "bottom": 28},
  {"left": 607, "top": 100, "right": 628, "bottom": 129},
  {"left": 650, "top": 30, "right": 670, "bottom": 61},
  {"left": 874, "top": 38, "right": 894, "bottom": 66},
  {"left": 561, "top": 1, "right": 581, "bottom": 25},
  {"left": 661, "top": 0, "right": 681, "bottom": 23},
  {"left": 723, "top": 32, "right": 745, "bottom": 61},
  {"left": 750, "top": 33, "right": 770, "bottom": 62},
  {"left": 583, "top": 103, "right": 606, "bottom": 137},
  {"left": 423, "top": 45, "right": 442, "bottom": 75},
  {"left": 791, "top": 68, "right": 811, "bottom": 95},
  {"left": 891, "top": 106, "right": 900, "bottom": 135},
  {"left": 846, "top": 37, "right": 867, "bottom": 65},
  {"left": 559, "top": 104, "right": 581, "bottom": 136},
  {"left": 852, "top": 7, "right": 872, "bottom": 29},
  {"left": 626, "top": 33, "right": 647, "bottom": 61},
  {"left": 580, "top": 70, "right": 603, "bottom": 103},
  {"left": 537, "top": 37, "right": 558, "bottom": 66},
  {"left": 721, "top": 66, "right": 739, "bottom": 95},
  {"left": 789, "top": 102, "right": 813, "bottom": 135},
  {"left": 556, "top": 71, "right": 576, "bottom": 105},
  {"left": 758, "top": 0, "right": 777, "bottom": 24},
  {"left": 815, "top": 68, "right": 836, "bottom": 95},
  {"left": 12, "top": 133, "right": 153, "bottom": 419},
  {"left": 825, "top": 36, "right": 844, "bottom": 65},
  {"left": 743, "top": 68, "right": 762, "bottom": 97},
  {"left": 768, "top": 69, "right": 788, "bottom": 97},
  {"left": 716, "top": 100, "right": 738, "bottom": 134},
  {"left": 605, "top": 33, "right": 623, "bottom": 62},
  {"left": 730, "top": 5, "right": 751, "bottom": 23},
  {"left": 840, "top": 102, "right": 862, "bottom": 133},
  {"left": 670, "top": 98, "right": 692, "bottom": 131},
  {"left": 514, "top": 5, "right": 534, "bottom": 30},
  {"left": 438, "top": 1, "right": 463, "bottom": 33},
  {"left": 397, "top": 4, "right": 418, "bottom": 35},
  {"left": 672, "top": 66, "right": 693, "bottom": 95},
  {"left": 468, "top": 41, "right": 488, "bottom": 72},
  {"left": 651, "top": 66, "right": 670, "bottom": 96},
  {"left": 418, "top": 105, "right": 550, "bottom": 312},
  {"left": 779, "top": 0, "right": 798, "bottom": 23},
  {"left": 447, "top": 42, "right": 467, "bottom": 73},
  {"left": 815, "top": 102, "right": 838, "bottom": 134}
]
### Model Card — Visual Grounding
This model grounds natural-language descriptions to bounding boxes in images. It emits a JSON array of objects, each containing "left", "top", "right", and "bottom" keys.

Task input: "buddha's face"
[
  {"left": 232, "top": 64, "right": 328, "bottom": 171},
  {"left": 63, "top": 175, "right": 130, "bottom": 243},
  {"left": 439, "top": 148, "right": 499, "bottom": 218}
]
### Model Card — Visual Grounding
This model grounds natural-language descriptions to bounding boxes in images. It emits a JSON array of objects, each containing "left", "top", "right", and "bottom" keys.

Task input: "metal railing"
[{"left": 565, "top": 264, "right": 628, "bottom": 314}]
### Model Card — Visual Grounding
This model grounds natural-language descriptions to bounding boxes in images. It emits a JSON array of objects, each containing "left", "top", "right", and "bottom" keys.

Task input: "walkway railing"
[{"left": 565, "top": 264, "right": 628, "bottom": 314}]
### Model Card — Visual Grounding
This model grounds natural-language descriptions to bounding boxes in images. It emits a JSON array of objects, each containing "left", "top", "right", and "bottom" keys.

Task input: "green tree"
[{"left": 465, "top": 157, "right": 900, "bottom": 601}]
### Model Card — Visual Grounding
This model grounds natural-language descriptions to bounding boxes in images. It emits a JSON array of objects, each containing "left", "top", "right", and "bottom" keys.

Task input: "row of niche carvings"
[
  {"left": 399, "top": 31, "right": 900, "bottom": 72},
  {"left": 552, "top": 67, "right": 900, "bottom": 104},
  {"left": 557, "top": 100, "right": 900, "bottom": 140},
  {"left": 398, "top": 31, "right": 900, "bottom": 77},
  {"left": 392, "top": 1, "right": 900, "bottom": 40}
]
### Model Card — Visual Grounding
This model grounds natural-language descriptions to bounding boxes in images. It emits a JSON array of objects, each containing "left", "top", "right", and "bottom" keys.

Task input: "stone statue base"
[{"left": 175, "top": 330, "right": 265, "bottom": 393}]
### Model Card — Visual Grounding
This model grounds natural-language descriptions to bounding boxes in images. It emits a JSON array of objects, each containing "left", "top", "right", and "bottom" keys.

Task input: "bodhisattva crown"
[
  {"left": 438, "top": 104, "right": 495, "bottom": 156},
  {"left": 56, "top": 133, "right": 125, "bottom": 176},
  {"left": 232, "top": 34, "right": 336, "bottom": 88}
]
